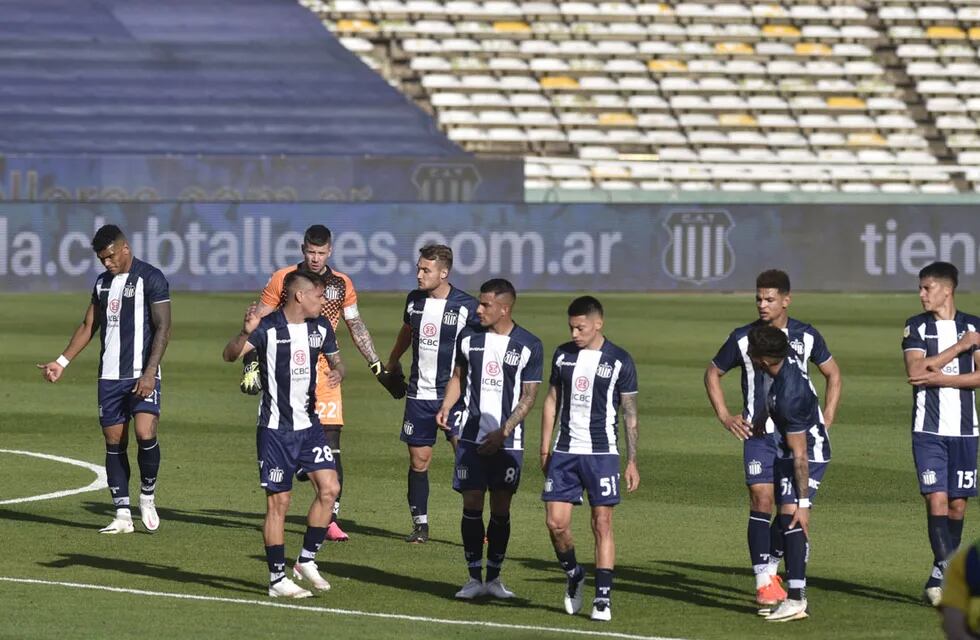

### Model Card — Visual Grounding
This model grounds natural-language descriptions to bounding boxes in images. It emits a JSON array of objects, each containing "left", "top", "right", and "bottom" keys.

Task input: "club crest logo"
[
  {"left": 789, "top": 338, "right": 805, "bottom": 357},
  {"left": 456, "top": 466, "right": 469, "bottom": 480},
  {"left": 596, "top": 363, "right": 613, "bottom": 379},
  {"left": 403, "top": 421, "right": 414, "bottom": 435},
  {"left": 309, "top": 332, "right": 323, "bottom": 349},
  {"left": 324, "top": 285, "right": 341, "bottom": 300},
  {"left": 123, "top": 283, "right": 136, "bottom": 298},
  {"left": 747, "top": 460, "right": 762, "bottom": 476},
  {"left": 662, "top": 210, "right": 735, "bottom": 285},
  {"left": 443, "top": 309, "right": 459, "bottom": 325},
  {"left": 922, "top": 469, "right": 937, "bottom": 486},
  {"left": 412, "top": 163, "right": 482, "bottom": 202},
  {"left": 504, "top": 349, "right": 521, "bottom": 366}
]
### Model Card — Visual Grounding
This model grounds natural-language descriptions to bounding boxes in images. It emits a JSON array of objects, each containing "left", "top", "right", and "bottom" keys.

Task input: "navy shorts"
[
  {"left": 257, "top": 426, "right": 336, "bottom": 493},
  {"left": 774, "top": 457, "right": 830, "bottom": 506},
  {"left": 400, "top": 397, "right": 455, "bottom": 446},
  {"left": 913, "top": 432, "right": 979, "bottom": 498},
  {"left": 744, "top": 434, "right": 778, "bottom": 485},
  {"left": 453, "top": 441, "right": 523, "bottom": 493},
  {"left": 98, "top": 378, "right": 161, "bottom": 428},
  {"left": 541, "top": 451, "right": 622, "bottom": 507}
]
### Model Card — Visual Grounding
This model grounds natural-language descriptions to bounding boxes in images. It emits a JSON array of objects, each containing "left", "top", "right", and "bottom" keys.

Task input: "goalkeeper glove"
[{"left": 371, "top": 360, "right": 407, "bottom": 400}]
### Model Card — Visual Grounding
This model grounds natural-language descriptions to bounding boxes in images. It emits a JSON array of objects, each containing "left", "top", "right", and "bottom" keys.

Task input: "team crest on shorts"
[
  {"left": 747, "top": 459, "right": 762, "bottom": 476},
  {"left": 403, "top": 420, "right": 414, "bottom": 435},
  {"left": 922, "top": 469, "right": 937, "bottom": 486},
  {"left": 545, "top": 479, "right": 554, "bottom": 492},
  {"left": 456, "top": 466, "right": 469, "bottom": 480},
  {"left": 268, "top": 467, "right": 285, "bottom": 483}
]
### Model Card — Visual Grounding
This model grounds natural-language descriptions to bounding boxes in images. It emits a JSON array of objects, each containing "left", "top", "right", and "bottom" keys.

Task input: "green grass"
[{"left": 0, "top": 291, "right": 961, "bottom": 639}]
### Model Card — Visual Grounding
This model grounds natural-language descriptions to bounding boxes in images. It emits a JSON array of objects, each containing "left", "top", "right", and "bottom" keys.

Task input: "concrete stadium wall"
[{"left": 2, "top": 202, "right": 979, "bottom": 292}]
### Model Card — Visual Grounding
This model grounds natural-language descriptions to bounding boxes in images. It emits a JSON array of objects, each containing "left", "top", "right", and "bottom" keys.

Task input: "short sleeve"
[
  {"left": 456, "top": 335, "right": 470, "bottom": 367},
  {"left": 247, "top": 322, "right": 267, "bottom": 354},
  {"left": 808, "top": 328, "right": 832, "bottom": 365},
  {"left": 145, "top": 269, "right": 170, "bottom": 304},
  {"left": 319, "top": 318, "right": 339, "bottom": 355},
  {"left": 549, "top": 348, "right": 563, "bottom": 387},
  {"left": 403, "top": 293, "right": 414, "bottom": 326},
  {"left": 712, "top": 333, "right": 742, "bottom": 373},
  {"left": 903, "top": 320, "right": 926, "bottom": 351},
  {"left": 524, "top": 339, "right": 544, "bottom": 383},
  {"left": 617, "top": 353, "right": 639, "bottom": 395},
  {"left": 260, "top": 270, "right": 286, "bottom": 309},
  {"left": 941, "top": 546, "right": 972, "bottom": 613},
  {"left": 91, "top": 278, "right": 101, "bottom": 306}
]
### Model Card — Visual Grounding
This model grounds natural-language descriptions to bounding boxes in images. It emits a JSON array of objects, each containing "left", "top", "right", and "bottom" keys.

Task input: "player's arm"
[
  {"left": 324, "top": 350, "right": 345, "bottom": 388},
  {"left": 133, "top": 300, "right": 172, "bottom": 397},
  {"left": 905, "top": 331, "right": 980, "bottom": 378},
  {"left": 540, "top": 384, "right": 558, "bottom": 474},
  {"left": 816, "top": 358, "right": 842, "bottom": 428},
  {"left": 223, "top": 303, "right": 261, "bottom": 362},
  {"left": 906, "top": 349, "right": 980, "bottom": 388},
  {"left": 436, "top": 365, "right": 464, "bottom": 429},
  {"left": 37, "top": 302, "right": 100, "bottom": 383},
  {"left": 621, "top": 392, "right": 640, "bottom": 492},
  {"left": 343, "top": 313, "right": 381, "bottom": 365},
  {"left": 786, "top": 430, "right": 811, "bottom": 537},
  {"left": 386, "top": 323, "right": 412, "bottom": 372},
  {"left": 704, "top": 362, "right": 752, "bottom": 440},
  {"left": 480, "top": 381, "right": 541, "bottom": 455}
]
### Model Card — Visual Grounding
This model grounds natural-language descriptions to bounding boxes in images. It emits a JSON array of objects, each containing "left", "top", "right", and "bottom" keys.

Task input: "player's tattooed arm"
[
  {"left": 345, "top": 316, "right": 380, "bottom": 364},
  {"left": 621, "top": 393, "right": 639, "bottom": 464},
  {"left": 325, "top": 351, "right": 346, "bottom": 386},
  {"left": 134, "top": 301, "right": 171, "bottom": 397},
  {"left": 502, "top": 382, "right": 540, "bottom": 437}
]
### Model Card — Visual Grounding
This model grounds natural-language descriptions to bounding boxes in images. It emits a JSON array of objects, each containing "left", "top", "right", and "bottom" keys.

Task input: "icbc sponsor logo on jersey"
[
  {"left": 291, "top": 349, "right": 310, "bottom": 377},
  {"left": 419, "top": 322, "right": 439, "bottom": 347},
  {"left": 109, "top": 299, "right": 121, "bottom": 313},
  {"left": 572, "top": 375, "right": 591, "bottom": 402},
  {"left": 484, "top": 360, "right": 503, "bottom": 389}
]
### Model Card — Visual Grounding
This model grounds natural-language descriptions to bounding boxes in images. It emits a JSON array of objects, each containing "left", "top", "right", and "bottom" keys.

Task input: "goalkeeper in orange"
[{"left": 240, "top": 224, "right": 405, "bottom": 541}]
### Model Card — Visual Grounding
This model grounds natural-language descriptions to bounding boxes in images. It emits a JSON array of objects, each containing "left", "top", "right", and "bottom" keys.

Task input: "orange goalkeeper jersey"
[{"left": 260, "top": 263, "right": 358, "bottom": 426}]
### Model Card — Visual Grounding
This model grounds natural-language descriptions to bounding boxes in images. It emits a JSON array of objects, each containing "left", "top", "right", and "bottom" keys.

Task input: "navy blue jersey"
[
  {"left": 903, "top": 311, "right": 980, "bottom": 437},
  {"left": 549, "top": 339, "right": 638, "bottom": 455},
  {"left": 403, "top": 285, "right": 479, "bottom": 400},
  {"left": 712, "top": 318, "right": 832, "bottom": 434},
  {"left": 767, "top": 357, "right": 831, "bottom": 462},
  {"left": 90, "top": 258, "right": 170, "bottom": 380},
  {"left": 247, "top": 311, "right": 339, "bottom": 432},
  {"left": 457, "top": 324, "right": 544, "bottom": 450}
]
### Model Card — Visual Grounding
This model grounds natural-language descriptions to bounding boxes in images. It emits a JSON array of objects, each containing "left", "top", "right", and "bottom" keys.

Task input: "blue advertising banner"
[{"left": 2, "top": 202, "right": 979, "bottom": 292}]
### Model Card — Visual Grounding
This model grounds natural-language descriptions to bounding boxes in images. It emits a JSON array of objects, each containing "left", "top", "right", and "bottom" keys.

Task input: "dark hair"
[
  {"left": 567, "top": 295, "right": 603, "bottom": 318},
  {"left": 91, "top": 224, "right": 125, "bottom": 253},
  {"left": 919, "top": 261, "right": 959, "bottom": 289},
  {"left": 303, "top": 225, "right": 332, "bottom": 247},
  {"left": 756, "top": 269, "right": 791, "bottom": 294},
  {"left": 479, "top": 278, "right": 517, "bottom": 301},
  {"left": 284, "top": 269, "right": 324, "bottom": 296},
  {"left": 419, "top": 244, "right": 453, "bottom": 270},
  {"left": 747, "top": 325, "right": 789, "bottom": 360}
]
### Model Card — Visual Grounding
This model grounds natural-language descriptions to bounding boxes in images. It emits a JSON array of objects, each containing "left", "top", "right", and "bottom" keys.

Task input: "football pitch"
[{"left": 0, "top": 290, "right": 957, "bottom": 640}]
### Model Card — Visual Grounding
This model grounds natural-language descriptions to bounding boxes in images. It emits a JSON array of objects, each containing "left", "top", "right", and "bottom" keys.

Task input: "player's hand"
[
  {"left": 132, "top": 373, "right": 156, "bottom": 399},
  {"left": 243, "top": 302, "right": 260, "bottom": 334},
  {"left": 909, "top": 368, "right": 944, "bottom": 387},
  {"left": 721, "top": 414, "right": 753, "bottom": 440},
  {"left": 540, "top": 451, "right": 551, "bottom": 475},
  {"left": 789, "top": 505, "right": 810, "bottom": 538},
  {"left": 324, "top": 370, "right": 342, "bottom": 388},
  {"left": 624, "top": 460, "right": 640, "bottom": 492},
  {"left": 478, "top": 428, "right": 506, "bottom": 455},
  {"left": 435, "top": 404, "right": 451, "bottom": 429},
  {"left": 37, "top": 361, "right": 64, "bottom": 383},
  {"left": 958, "top": 331, "right": 980, "bottom": 351}
]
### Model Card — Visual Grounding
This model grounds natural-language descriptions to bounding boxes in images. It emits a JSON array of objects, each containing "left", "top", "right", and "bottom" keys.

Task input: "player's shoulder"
[
  {"left": 904, "top": 311, "right": 931, "bottom": 329},
  {"left": 728, "top": 320, "right": 760, "bottom": 341},
  {"left": 512, "top": 324, "right": 542, "bottom": 349},
  {"left": 325, "top": 266, "right": 355, "bottom": 286},
  {"left": 132, "top": 258, "right": 168, "bottom": 281},
  {"left": 601, "top": 338, "right": 634, "bottom": 363},
  {"left": 405, "top": 288, "right": 427, "bottom": 305},
  {"left": 786, "top": 317, "right": 820, "bottom": 335},
  {"left": 256, "top": 309, "right": 285, "bottom": 331},
  {"left": 449, "top": 284, "right": 479, "bottom": 307},
  {"left": 553, "top": 340, "right": 580, "bottom": 358},
  {"left": 957, "top": 310, "right": 980, "bottom": 326}
]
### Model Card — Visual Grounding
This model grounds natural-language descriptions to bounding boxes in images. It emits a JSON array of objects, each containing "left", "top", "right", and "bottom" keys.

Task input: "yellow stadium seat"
[
  {"left": 847, "top": 132, "right": 886, "bottom": 147},
  {"left": 715, "top": 42, "right": 754, "bottom": 55},
  {"left": 647, "top": 59, "right": 687, "bottom": 72},
  {"left": 826, "top": 96, "right": 867, "bottom": 110},
  {"left": 598, "top": 112, "right": 638, "bottom": 126},
  {"left": 927, "top": 26, "right": 967, "bottom": 40},
  {"left": 336, "top": 19, "right": 378, "bottom": 33},
  {"left": 762, "top": 24, "right": 801, "bottom": 38},
  {"left": 540, "top": 76, "right": 580, "bottom": 89},
  {"left": 719, "top": 113, "right": 758, "bottom": 127},
  {"left": 970, "top": 27, "right": 980, "bottom": 40},
  {"left": 795, "top": 42, "right": 831, "bottom": 56},
  {"left": 493, "top": 21, "right": 531, "bottom": 33}
]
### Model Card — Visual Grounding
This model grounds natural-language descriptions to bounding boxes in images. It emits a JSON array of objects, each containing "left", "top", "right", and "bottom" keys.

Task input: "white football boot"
[
  {"left": 139, "top": 495, "right": 160, "bottom": 532},
  {"left": 292, "top": 561, "right": 331, "bottom": 591},
  {"left": 268, "top": 577, "right": 313, "bottom": 598},
  {"left": 455, "top": 578, "right": 487, "bottom": 599},
  {"left": 564, "top": 571, "right": 586, "bottom": 614},
  {"left": 99, "top": 510, "right": 134, "bottom": 534},
  {"left": 485, "top": 578, "right": 515, "bottom": 599},
  {"left": 766, "top": 598, "right": 809, "bottom": 622}
]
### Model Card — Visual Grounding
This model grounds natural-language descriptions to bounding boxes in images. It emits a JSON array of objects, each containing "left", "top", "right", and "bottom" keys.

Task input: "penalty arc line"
[
  {"left": 0, "top": 577, "right": 692, "bottom": 640},
  {"left": 0, "top": 449, "right": 107, "bottom": 505}
]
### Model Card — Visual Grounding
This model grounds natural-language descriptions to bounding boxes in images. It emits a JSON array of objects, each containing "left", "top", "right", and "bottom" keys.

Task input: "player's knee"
[
  {"left": 748, "top": 487, "right": 774, "bottom": 512},
  {"left": 950, "top": 498, "right": 968, "bottom": 518},
  {"left": 267, "top": 492, "right": 291, "bottom": 514},
  {"left": 591, "top": 512, "right": 613, "bottom": 537},
  {"left": 546, "top": 514, "right": 569, "bottom": 535},
  {"left": 318, "top": 477, "right": 340, "bottom": 502}
]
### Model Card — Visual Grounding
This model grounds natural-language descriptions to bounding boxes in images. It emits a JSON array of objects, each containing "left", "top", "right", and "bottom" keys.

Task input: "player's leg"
[
  {"left": 322, "top": 426, "right": 349, "bottom": 541},
  {"left": 584, "top": 454, "right": 621, "bottom": 622},
  {"left": 543, "top": 451, "right": 586, "bottom": 614},
  {"left": 400, "top": 398, "right": 440, "bottom": 542},
  {"left": 947, "top": 436, "right": 979, "bottom": 551},
  {"left": 484, "top": 449, "right": 521, "bottom": 598},
  {"left": 453, "top": 441, "right": 488, "bottom": 597},
  {"left": 914, "top": 433, "right": 954, "bottom": 604},
  {"left": 745, "top": 435, "right": 785, "bottom": 603},
  {"left": 98, "top": 380, "right": 135, "bottom": 533},
  {"left": 294, "top": 467, "right": 339, "bottom": 592},
  {"left": 132, "top": 393, "right": 162, "bottom": 533}
]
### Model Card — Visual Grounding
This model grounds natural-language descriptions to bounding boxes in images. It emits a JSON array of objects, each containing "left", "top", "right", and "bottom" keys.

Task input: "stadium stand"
[
  {"left": 0, "top": 0, "right": 460, "bottom": 156},
  {"left": 305, "top": 0, "right": 980, "bottom": 193}
]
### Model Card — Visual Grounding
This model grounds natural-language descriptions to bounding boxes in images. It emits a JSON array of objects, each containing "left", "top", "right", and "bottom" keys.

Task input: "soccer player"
[
  {"left": 241, "top": 224, "right": 388, "bottom": 541},
  {"left": 541, "top": 296, "right": 640, "bottom": 622},
  {"left": 903, "top": 261, "right": 980, "bottom": 606},
  {"left": 385, "top": 244, "right": 480, "bottom": 543},
  {"left": 747, "top": 325, "right": 831, "bottom": 622},
  {"left": 704, "top": 269, "right": 841, "bottom": 607},
  {"left": 223, "top": 270, "right": 344, "bottom": 598},
  {"left": 38, "top": 224, "right": 171, "bottom": 534},
  {"left": 436, "top": 278, "right": 543, "bottom": 599}
]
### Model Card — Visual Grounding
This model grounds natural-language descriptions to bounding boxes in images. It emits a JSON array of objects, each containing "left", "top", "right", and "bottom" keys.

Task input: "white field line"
[
  {"left": 0, "top": 577, "right": 692, "bottom": 640},
  {"left": 0, "top": 449, "right": 107, "bottom": 505}
]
